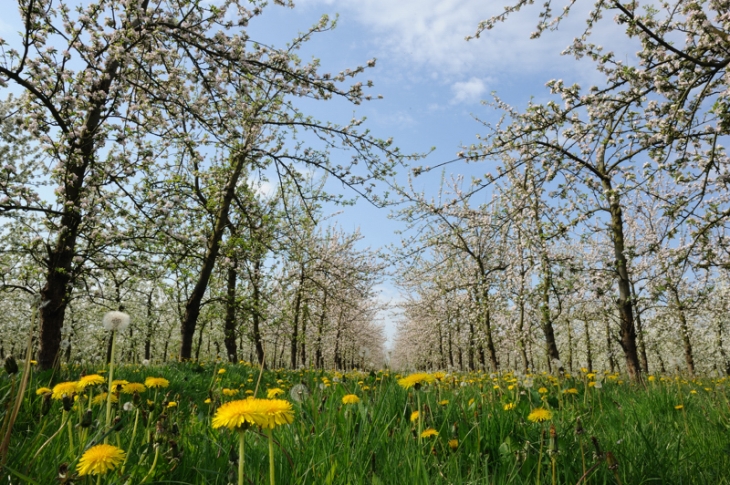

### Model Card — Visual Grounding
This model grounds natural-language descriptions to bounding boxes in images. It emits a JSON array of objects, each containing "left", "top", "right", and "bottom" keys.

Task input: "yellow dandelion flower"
[
  {"left": 76, "top": 444, "right": 126, "bottom": 476},
  {"left": 563, "top": 388, "right": 579, "bottom": 395},
  {"left": 76, "top": 374, "right": 106, "bottom": 391},
  {"left": 218, "top": 368, "right": 226, "bottom": 374},
  {"left": 527, "top": 408, "right": 552, "bottom": 423},
  {"left": 397, "top": 372, "right": 434, "bottom": 389},
  {"left": 410, "top": 411, "right": 420, "bottom": 422},
  {"left": 432, "top": 371, "right": 446, "bottom": 381},
  {"left": 588, "top": 382, "right": 596, "bottom": 388},
  {"left": 690, "top": 390, "right": 697, "bottom": 395},
  {"left": 439, "top": 400, "right": 449, "bottom": 406},
  {"left": 258, "top": 399, "right": 295, "bottom": 429},
  {"left": 342, "top": 394, "right": 360, "bottom": 405},
  {"left": 448, "top": 439, "right": 459, "bottom": 450},
  {"left": 51, "top": 382, "right": 78, "bottom": 400},
  {"left": 675, "top": 404, "right": 684, "bottom": 410},
  {"left": 92, "top": 392, "right": 117, "bottom": 406},
  {"left": 538, "top": 387, "right": 548, "bottom": 394},
  {"left": 121, "top": 383, "right": 146, "bottom": 394},
  {"left": 648, "top": 375, "right": 656, "bottom": 382},
  {"left": 503, "top": 403, "right": 516, "bottom": 411},
  {"left": 204, "top": 398, "right": 212, "bottom": 404},
  {"left": 36, "top": 387, "right": 52, "bottom": 396},
  {"left": 167, "top": 401, "right": 177, "bottom": 408},
  {"left": 144, "top": 377, "right": 169, "bottom": 388},
  {"left": 222, "top": 388, "right": 239, "bottom": 397},
  {"left": 213, "top": 398, "right": 267, "bottom": 430},
  {"left": 267, "top": 388, "right": 284, "bottom": 399},
  {"left": 421, "top": 428, "right": 439, "bottom": 438},
  {"left": 110, "top": 380, "right": 129, "bottom": 390}
]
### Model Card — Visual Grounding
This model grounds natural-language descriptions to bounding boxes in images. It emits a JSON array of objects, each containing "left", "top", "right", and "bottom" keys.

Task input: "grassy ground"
[{"left": 1, "top": 361, "right": 729, "bottom": 484}]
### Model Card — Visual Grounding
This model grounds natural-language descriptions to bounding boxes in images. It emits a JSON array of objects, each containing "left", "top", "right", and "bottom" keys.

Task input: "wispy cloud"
[
  {"left": 298, "top": 0, "right": 639, "bottom": 85},
  {"left": 451, "top": 77, "right": 488, "bottom": 104}
]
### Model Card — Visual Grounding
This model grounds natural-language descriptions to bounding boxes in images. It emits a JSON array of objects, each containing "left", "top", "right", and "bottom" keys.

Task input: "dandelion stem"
[
  {"left": 579, "top": 435, "right": 587, "bottom": 485},
  {"left": 139, "top": 443, "right": 160, "bottom": 484},
  {"left": 536, "top": 428, "right": 544, "bottom": 485},
  {"left": 66, "top": 412, "right": 74, "bottom": 454},
  {"left": 268, "top": 428, "right": 275, "bottom": 485},
  {"left": 121, "top": 408, "right": 140, "bottom": 475},
  {"left": 238, "top": 430, "right": 246, "bottom": 485},
  {"left": 105, "top": 330, "right": 117, "bottom": 444}
]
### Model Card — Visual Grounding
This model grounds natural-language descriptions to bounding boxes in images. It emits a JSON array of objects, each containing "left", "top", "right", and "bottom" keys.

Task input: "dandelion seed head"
[{"left": 102, "top": 311, "right": 130, "bottom": 332}]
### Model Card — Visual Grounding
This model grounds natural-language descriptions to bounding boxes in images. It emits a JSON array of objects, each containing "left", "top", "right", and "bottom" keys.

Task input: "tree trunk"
[
  {"left": 290, "top": 266, "right": 306, "bottom": 368},
  {"left": 533, "top": 193, "right": 561, "bottom": 368},
  {"left": 630, "top": 281, "right": 650, "bottom": 374},
  {"left": 716, "top": 317, "right": 730, "bottom": 376},
  {"left": 180, "top": 152, "right": 248, "bottom": 360},
  {"left": 195, "top": 319, "right": 208, "bottom": 362},
  {"left": 468, "top": 321, "right": 476, "bottom": 371},
  {"left": 145, "top": 290, "right": 155, "bottom": 361},
  {"left": 672, "top": 288, "right": 695, "bottom": 376},
  {"left": 224, "top": 261, "right": 238, "bottom": 363},
  {"left": 601, "top": 171, "right": 642, "bottom": 381},
  {"left": 584, "top": 317, "right": 593, "bottom": 371},
  {"left": 315, "top": 290, "right": 327, "bottom": 369},
  {"left": 482, "top": 293, "right": 499, "bottom": 372},
  {"left": 567, "top": 321, "right": 573, "bottom": 372},
  {"left": 606, "top": 318, "right": 616, "bottom": 373},
  {"left": 300, "top": 303, "right": 308, "bottom": 368},
  {"left": 251, "top": 258, "right": 265, "bottom": 367}
]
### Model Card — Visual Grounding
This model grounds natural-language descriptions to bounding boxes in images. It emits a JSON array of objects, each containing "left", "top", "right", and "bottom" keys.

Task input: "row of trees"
[
  {"left": 390, "top": 0, "right": 729, "bottom": 380},
  {"left": 0, "top": 0, "right": 400, "bottom": 369}
]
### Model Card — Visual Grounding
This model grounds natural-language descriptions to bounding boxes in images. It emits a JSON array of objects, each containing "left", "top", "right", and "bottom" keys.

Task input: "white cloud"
[
  {"left": 451, "top": 77, "right": 487, "bottom": 104},
  {"left": 298, "top": 0, "right": 641, "bottom": 85}
]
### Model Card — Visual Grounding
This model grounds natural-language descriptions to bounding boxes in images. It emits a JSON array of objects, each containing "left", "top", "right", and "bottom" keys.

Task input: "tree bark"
[
  {"left": 290, "top": 264, "right": 306, "bottom": 368},
  {"left": 630, "top": 281, "right": 650, "bottom": 374},
  {"left": 600, "top": 170, "right": 642, "bottom": 381},
  {"left": 180, "top": 152, "right": 248, "bottom": 360},
  {"left": 224, "top": 260, "right": 238, "bottom": 363},
  {"left": 672, "top": 288, "right": 695, "bottom": 376}
]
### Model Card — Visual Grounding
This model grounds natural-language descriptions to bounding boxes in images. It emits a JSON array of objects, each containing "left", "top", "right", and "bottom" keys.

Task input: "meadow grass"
[{"left": 1, "top": 363, "right": 729, "bottom": 484}]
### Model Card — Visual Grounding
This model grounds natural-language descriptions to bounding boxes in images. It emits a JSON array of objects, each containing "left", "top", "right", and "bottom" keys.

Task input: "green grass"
[{"left": 1, "top": 363, "right": 729, "bottom": 484}]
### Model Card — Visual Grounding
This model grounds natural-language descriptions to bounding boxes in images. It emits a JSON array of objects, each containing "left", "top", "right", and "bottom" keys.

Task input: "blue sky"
[
  {"left": 1, "top": 1, "right": 637, "bottom": 346},
  {"left": 245, "top": 0, "right": 636, "bottom": 344}
]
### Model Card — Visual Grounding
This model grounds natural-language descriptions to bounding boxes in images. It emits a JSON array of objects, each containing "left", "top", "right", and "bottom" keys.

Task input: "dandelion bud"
[
  {"left": 80, "top": 409, "right": 93, "bottom": 428},
  {"left": 575, "top": 418, "right": 584, "bottom": 436},
  {"left": 102, "top": 311, "right": 130, "bottom": 332},
  {"left": 549, "top": 424, "right": 558, "bottom": 454},
  {"left": 132, "top": 390, "right": 141, "bottom": 406},
  {"left": 4, "top": 355, "right": 18, "bottom": 375},
  {"left": 591, "top": 436, "right": 603, "bottom": 459},
  {"left": 58, "top": 463, "right": 69, "bottom": 480},
  {"left": 41, "top": 392, "right": 52, "bottom": 416},
  {"left": 606, "top": 451, "right": 619, "bottom": 470},
  {"left": 62, "top": 394, "right": 74, "bottom": 412},
  {"left": 228, "top": 444, "right": 238, "bottom": 466},
  {"left": 113, "top": 416, "right": 123, "bottom": 431}
]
